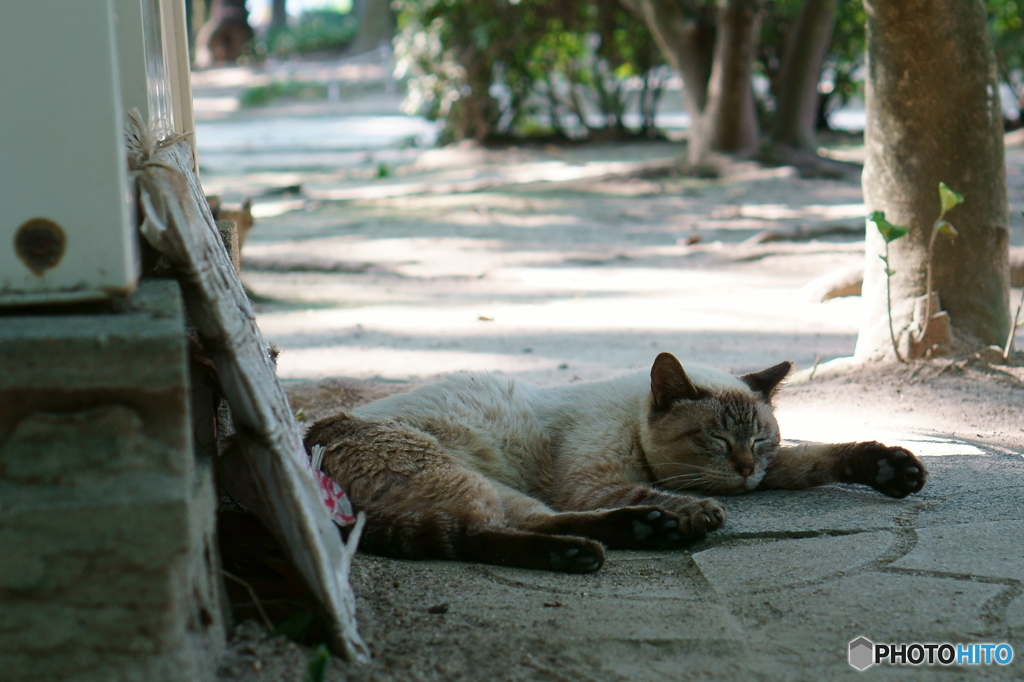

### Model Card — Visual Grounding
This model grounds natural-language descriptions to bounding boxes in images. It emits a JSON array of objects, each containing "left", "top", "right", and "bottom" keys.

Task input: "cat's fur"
[{"left": 304, "top": 353, "right": 927, "bottom": 573}]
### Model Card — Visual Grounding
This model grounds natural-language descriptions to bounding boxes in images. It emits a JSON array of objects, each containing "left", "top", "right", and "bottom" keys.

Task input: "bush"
[
  {"left": 252, "top": 9, "right": 359, "bottom": 59},
  {"left": 758, "top": 0, "right": 865, "bottom": 131},
  {"left": 393, "top": 0, "right": 665, "bottom": 143},
  {"left": 240, "top": 80, "right": 329, "bottom": 108}
]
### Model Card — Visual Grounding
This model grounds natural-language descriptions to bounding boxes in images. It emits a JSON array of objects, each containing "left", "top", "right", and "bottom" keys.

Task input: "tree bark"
[
  {"left": 617, "top": 0, "right": 715, "bottom": 125},
  {"left": 691, "top": 0, "right": 762, "bottom": 162},
  {"left": 271, "top": 0, "right": 288, "bottom": 31},
  {"left": 855, "top": 0, "right": 1010, "bottom": 360},
  {"left": 620, "top": 0, "right": 761, "bottom": 164},
  {"left": 194, "top": 0, "right": 253, "bottom": 67},
  {"left": 770, "top": 0, "right": 838, "bottom": 150},
  {"left": 347, "top": 0, "right": 395, "bottom": 56}
]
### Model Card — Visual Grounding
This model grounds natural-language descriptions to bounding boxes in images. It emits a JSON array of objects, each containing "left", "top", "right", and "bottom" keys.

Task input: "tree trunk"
[
  {"left": 194, "top": 0, "right": 253, "bottom": 67},
  {"left": 271, "top": 0, "right": 288, "bottom": 31},
  {"left": 770, "top": 0, "right": 838, "bottom": 150},
  {"left": 620, "top": 0, "right": 761, "bottom": 164},
  {"left": 691, "top": 0, "right": 762, "bottom": 162},
  {"left": 855, "top": 0, "right": 1010, "bottom": 360},
  {"left": 617, "top": 0, "right": 715, "bottom": 127},
  {"left": 347, "top": 0, "right": 395, "bottom": 56},
  {"left": 440, "top": 45, "right": 498, "bottom": 143}
]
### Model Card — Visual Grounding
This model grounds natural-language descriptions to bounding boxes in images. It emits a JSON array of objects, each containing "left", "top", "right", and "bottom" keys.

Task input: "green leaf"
[
  {"left": 305, "top": 644, "right": 331, "bottom": 682},
  {"left": 274, "top": 610, "right": 314, "bottom": 643},
  {"left": 869, "top": 211, "right": 909, "bottom": 243},
  {"left": 939, "top": 182, "right": 964, "bottom": 213},
  {"left": 935, "top": 220, "right": 958, "bottom": 237},
  {"left": 877, "top": 255, "right": 895, "bottom": 275}
]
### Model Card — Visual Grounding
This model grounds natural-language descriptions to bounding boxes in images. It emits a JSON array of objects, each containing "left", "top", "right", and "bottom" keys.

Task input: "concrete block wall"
[{"left": 0, "top": 279, "right": 226, "bottom": 682}]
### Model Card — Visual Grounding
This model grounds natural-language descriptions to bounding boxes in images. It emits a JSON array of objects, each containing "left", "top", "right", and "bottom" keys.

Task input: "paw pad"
[
  {"left": 632, "top": 520, "right": 654, "bottom": 540},
  {"left": 875, "top": 458, "right": 896, "bottom": 484}
]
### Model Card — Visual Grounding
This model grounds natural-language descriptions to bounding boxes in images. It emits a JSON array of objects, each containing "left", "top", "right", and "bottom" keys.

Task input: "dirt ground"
[{"left": 200, "top": 101, "right": 1024, "bottom": 678}]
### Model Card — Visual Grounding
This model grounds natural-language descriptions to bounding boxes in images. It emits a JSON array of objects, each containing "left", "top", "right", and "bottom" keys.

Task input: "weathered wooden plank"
[{"left": 126, "top": 111, "right": 368, "bottom": 663}]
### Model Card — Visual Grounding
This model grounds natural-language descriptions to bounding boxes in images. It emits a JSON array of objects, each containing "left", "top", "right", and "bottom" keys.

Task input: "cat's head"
[{"left": 639, "top": 352, "right": 791, "bottom": 495}]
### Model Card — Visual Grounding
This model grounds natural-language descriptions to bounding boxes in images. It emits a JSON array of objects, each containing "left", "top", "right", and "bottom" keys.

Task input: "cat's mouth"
[{"left": 713, "top": 470, "right": 764, "bottom": 495}]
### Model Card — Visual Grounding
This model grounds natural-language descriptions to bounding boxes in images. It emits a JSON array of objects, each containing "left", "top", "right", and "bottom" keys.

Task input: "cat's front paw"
[
  {"left": 543, "top": 537, "right": 605, "bottom": 573},
  {"left": 598, "top": 504, "right": 724, "bottom": 549},
  {"left": 627, "top": 507, "right": 690, "bottom": 547},
  {"left": 674, "top": 498, "right": 726, "bottom": 541},
  {"left": 849, "top": 442, "right": 927, "bottom": 498}
]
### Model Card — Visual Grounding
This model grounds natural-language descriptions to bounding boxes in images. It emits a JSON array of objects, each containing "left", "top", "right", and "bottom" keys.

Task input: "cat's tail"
[{"left": 303, "top": 412, "right": 604, "bottom": 573}]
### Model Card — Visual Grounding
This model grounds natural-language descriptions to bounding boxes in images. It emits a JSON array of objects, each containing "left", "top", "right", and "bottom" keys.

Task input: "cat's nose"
[{"left": 735, "top": 465, "right": 753, "bottom": 478}]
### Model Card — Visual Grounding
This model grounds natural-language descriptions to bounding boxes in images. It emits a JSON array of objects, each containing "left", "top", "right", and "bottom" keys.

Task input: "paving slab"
[
  {"left": 914, "top": 485, "right": 1024, "bottom": 527},
  {"left": 693, "top": 532, "right": 896, "bottom": 593},
  {"left": 891, "top": 521, "right": 1024, "bottom": 581},
  {"left": 1006, "top": 593, "right": 1024, "bottom": 630},
  {"left": 712, "top": 486, "right": 911, "bottom": 536},
  {"left": 483, "top": 553, "right": 709, "bottom": 601},
  {"left": 726, "top": 572, "right": 1011, "bottom": 678}
]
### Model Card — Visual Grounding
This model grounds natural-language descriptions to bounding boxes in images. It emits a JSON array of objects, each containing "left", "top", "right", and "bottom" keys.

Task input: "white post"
[{"left": 0, "top": 0, "right": 137, "bottom": 306}]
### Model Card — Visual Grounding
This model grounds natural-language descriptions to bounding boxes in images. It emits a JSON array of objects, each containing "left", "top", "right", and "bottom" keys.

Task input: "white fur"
[{"left": 353, "top": 362, "right": 758, "bottom": 496}]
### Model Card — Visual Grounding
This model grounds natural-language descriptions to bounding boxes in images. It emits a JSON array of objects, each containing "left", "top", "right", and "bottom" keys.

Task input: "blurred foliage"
[
  {"left": 251, "top": 9, "right": 359, "bottom": 59},
  {"left": 989, "top": 0, "right": 1024, "bottom": 122},
  {"left": 824, "top": 0, "right": 867, "bottom": 115},
  {"left": 393, "top": 0, "right": 666, "bottom": 143},
  {"left": 240, "top": 79, "right": 329, "bottom": 107},
  {"left": 758, "top": 0, "right": 865, "bottom": 130},
  {"left": 395, "top": 0, "right": 1024, "bottom": 141}
]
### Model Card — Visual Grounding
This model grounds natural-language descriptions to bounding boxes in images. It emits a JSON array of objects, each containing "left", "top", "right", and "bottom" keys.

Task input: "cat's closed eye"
[{"left": 710, "top": 435, "right": 731, "bottom": 454}]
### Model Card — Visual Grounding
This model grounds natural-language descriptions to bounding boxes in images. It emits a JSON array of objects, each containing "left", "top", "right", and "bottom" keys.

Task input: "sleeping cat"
[{"left": 303, "top": 353, "right": 927, "bottom": 573}]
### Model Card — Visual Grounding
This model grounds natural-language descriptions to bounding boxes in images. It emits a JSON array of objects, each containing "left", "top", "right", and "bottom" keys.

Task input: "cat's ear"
[
  {"left": 740, "top": 361, "right": 793, "bottom": 400},
  {"left": 651, "top": 352, "right": 703, "bottom": 410}
]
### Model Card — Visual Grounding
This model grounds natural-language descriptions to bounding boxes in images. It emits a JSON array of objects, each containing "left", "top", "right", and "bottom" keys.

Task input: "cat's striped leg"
[
  {"left": 760, "top": 441, "right": 927, "bottom": 498},
  {"left": 537, "top": 482, "right": 725, "bottom": 546},
  {"left": 495, "top": 483, "right": 686, "bottom": 550}
]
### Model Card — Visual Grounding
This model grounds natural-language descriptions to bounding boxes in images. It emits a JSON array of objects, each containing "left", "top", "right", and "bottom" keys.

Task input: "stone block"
[
  {"left": 1007, "top": 593, "right": 1024, "bottom": 629},
  {"left": 730, "top": 573, "right": 1005, "bottom": 673},
  {"left": 890, "top": 521, "right": 1024, "bottom": 580},
  {"left": 693, "top": 531, "right": 895, "bottom": 593},
  {"left": 717, "top": 487, "right": 907, "bottom": 537},
  {"left": 0, "top": 279, "right": 225, "bottom": 682}
]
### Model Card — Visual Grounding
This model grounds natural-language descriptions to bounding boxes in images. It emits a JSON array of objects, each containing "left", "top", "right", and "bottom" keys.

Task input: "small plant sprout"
[
  {"left": 869, "top": 210, "right": 909, "bottom": 362},
  {"left": 868, "top": 182, "right": 963, "bottom": 363},
  {"left": 918, "top": 182, "right": 964, "bottom": 344},
  {"left": 305, "top": 644, "right": 331, "bottom": 682}
]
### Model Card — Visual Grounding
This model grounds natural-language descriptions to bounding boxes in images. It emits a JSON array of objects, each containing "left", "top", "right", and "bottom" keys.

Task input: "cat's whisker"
[
  {"left": 655, "top": 462, "right": 720, "bottom": 477},
  {"left": 656, "top": 472, "right": 719, "bottom": 491},
  {"left": 659, "top": 464, "right": 730, "bottom": 481},
  {"left": 656, "top": 472, "right": 710, "bottom": 483},
  {"left": 655, "top": 471, "right": 712, "bottom": 481}
]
